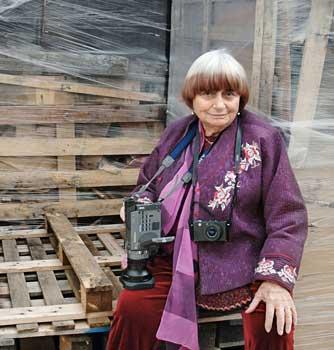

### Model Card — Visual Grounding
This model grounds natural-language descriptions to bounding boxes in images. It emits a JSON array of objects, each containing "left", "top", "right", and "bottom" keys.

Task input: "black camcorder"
[
  {"left": 120, "top": 197, "right": 174, "bottom": 290},
  {"left": 191, "top": 220, "right": 229, "bottom": 242}
]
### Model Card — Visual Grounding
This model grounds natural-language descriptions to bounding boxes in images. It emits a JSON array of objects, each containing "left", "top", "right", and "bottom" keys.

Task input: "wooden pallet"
[{"left": 0, "top": 218, "right": 125, "bottom": 339}]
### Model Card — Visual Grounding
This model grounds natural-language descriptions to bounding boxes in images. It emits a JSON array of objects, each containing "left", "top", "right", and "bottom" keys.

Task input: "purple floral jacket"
[{"left": 135, "top": 109, "right": 308, "bottom": 294}]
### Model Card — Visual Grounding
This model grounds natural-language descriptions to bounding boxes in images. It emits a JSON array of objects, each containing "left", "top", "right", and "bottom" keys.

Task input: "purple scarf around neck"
[{"left": 156, "top": 144, "right": 199, "bottom": 350}]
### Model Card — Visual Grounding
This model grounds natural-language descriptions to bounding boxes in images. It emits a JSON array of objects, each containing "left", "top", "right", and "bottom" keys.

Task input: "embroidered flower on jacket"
[
  {"left": 208, "top": 141, "right": 261, "bottom": 211},
  {"left": 208, "top": 185, "right": 233, "bottom": 210},
  {"left": 243, "top": 142, "right": 261, "bottom": 169},
  {"left": 255, "top": 258, "right": 297, "bottom": 285},
  {"left": 224, "top": 171, "right": 237, "bottom": 185},
  {"left": 277, "top": 265, "right": 297, "bottom": 284},
  {"left": 254, "top": 258, "right": 276, "bottom": 275}
]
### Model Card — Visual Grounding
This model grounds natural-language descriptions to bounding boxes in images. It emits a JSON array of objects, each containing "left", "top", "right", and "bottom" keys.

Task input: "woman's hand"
[
  {"left": 246, "top": 281, "right": 297, "bottom": 335},
  {"left": 120, "top": 205, "right": 125, "bottom": 222}
]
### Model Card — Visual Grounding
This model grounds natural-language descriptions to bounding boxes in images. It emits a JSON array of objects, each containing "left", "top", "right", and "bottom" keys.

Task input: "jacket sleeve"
[{"left": 253, "top": 129, "right": 308, "bottom": 292}]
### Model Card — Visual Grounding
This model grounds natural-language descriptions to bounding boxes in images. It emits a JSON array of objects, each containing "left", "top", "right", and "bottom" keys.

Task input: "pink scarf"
[{"left": 156, "top": 144, "right": 199, "bottom": 350}]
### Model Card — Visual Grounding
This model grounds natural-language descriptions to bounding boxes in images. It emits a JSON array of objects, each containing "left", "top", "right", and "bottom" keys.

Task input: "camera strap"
[
  {"left": 191, "top": 117, "right": 242, "bottom": 227},
  {"left": 134, "top": 120, "right": 198, "bottom": 197},
  {"left": 135, "top": 116, "right": 243, "bottom": 221}
]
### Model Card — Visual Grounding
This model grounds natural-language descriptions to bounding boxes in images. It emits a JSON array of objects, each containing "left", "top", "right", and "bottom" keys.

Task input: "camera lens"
[{"left": 206, "top": 225, "right": 220, "bottom": 241}]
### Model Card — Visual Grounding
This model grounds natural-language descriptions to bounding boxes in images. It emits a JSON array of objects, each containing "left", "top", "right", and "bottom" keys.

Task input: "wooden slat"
[
  {"left": 0, "top": 137, "right": 156, "bottom": 156},
  {"left": 0, "top": 280, "right": 71, "bottom": 297},
  {"left": 0, "top": 256, "right": 121, "bottom": 273},
  {"left": 0, "top": 319, "right": 110, "bottom": 339},
  {"left": 249, "top": 0, "right": 264, "bottom": 108},
  {"left": 0, "top": 169, "right": 139, "bottom": 190},
  {"left": 0, "top": 74, "right": 163, "bottom": 102},
  {"left": 0, "top": 223, "right": 125, "bottom": 240},
  {"left": 0, "top": 259, "right": 66, "bottom": 273},
  {"left": 306, "top": 204, "right": 334, "bottom": 228},
  {"left": 0, "top": 303, "right": 112, "bottom": 326},
  {"left": 27, "top": 237, "right": 75, "bottom": 331},
  {"left": 2, "top": 240, "right": 38, "bottom": 333},
  {"left": 47, "top": 213, "right": 114, "bottom": 312},
  {"left": 59, "top": 335, "right": 92, "bottom": 350},
  {"left": 0, "top": 104, "right": 165, "bottom": 125},
  {"left": 249, "top": 0, "right": 277, "bottom": 113},
  {"left": 288, "top": 0, "right": 334, "bottom": 165},
  {"left": 97, "top": 233, "right": 124, "bottom": 257},
  {"left": 56, "top": 124, "right": 76, "bottom": 203},
  {"left": 0, "top": 198, "right": 123, "bottom": 220},
  {"left": 0, "top": 52, "right": 128, "bottom": 76}
]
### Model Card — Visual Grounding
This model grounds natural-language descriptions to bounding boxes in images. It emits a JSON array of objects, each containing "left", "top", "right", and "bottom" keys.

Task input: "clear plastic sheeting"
[
  {"left": 0, "top": 0, "right": 170, "bottom": 224},
  {"left": 168, "top": 0, "right": 333, "bottom": 349}
]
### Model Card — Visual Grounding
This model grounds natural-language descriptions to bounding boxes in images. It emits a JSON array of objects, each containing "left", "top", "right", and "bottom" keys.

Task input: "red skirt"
[{"left": 106, "top": 255, "right": 294, "bottom": 350}]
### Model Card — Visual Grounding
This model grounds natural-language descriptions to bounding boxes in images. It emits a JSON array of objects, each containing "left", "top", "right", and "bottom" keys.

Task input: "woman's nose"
[{"left": 213, "top": 94, "right": 226, "bottom": 109}]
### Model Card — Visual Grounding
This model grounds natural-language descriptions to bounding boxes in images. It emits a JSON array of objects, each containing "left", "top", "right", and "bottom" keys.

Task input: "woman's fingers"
[
  {"left": 285, "top": 307, "right": 293, "bottom": 334},
  {"left": 275, "top": 307, "right": 285, "bottom": 335},
  {"left": 245, "top": 295, "right": 261, "bottom": 313},
  {"left": 120, "top": 205, "right": 125, "bottom": 222},
  {"left": 265, "top": 303, "right": 275, "bottom": 333},
  {"left": 292, "top": 305, "right": 298, "bottom": 326}
]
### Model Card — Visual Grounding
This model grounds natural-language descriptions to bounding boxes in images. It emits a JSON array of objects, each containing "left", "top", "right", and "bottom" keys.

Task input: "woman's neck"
[{"left": 201, "top": 124, "right": 222, "bottom": 138}]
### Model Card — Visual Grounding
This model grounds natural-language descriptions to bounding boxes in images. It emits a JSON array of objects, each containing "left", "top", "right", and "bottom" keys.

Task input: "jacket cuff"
[{"left": 254, "top": 257, "right": 298, "bottom": 292}]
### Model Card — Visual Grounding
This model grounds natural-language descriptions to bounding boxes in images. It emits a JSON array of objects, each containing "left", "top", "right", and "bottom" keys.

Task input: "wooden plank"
[
  {"left": 0, "top": 52, "right": 128, "bottom": 76},
  {"left": 19, "top": 337, "right": 56, "bottom": 350},
  {"left": 47, "top": 213, "right": 114, "bottom": 312},
  {"left": 27, "top": 237, "right": 75, "bottom": 331},
  {"left": 0, "top": 198, "right": 123, "bottom": 220},
  {"left": 0, "top": 229, "right": 47, "bottom": 240},
  {"left": 0, "top": 104, "right": 165, "bottom": 125},
  {"left": 0, "top": 303, "right": 112, "bottom": 326},
  {"left": 249, "top": 0, "right": 277, "bottom": 113},
  {"left": 56, "top": 124, "right": 76, "bottom": 203},
  {"left": 288, "top": 0, "right": 334, "bottom": 166},
  {"left": 80, "top": 235, "right": 100, "bottom": 257},
  {"left": 59, "top": 335, "right": 92, "bottom": 350},
  {"left": 2, "top": 240, "right": 38, "bottom": 333},
  {"left": 0, "top": 338, "right": 15, "bottom": 347},
  {"left": 201, "top": 0, "right": 211, "bottom": 51},
  {"left": 274, "top": 0, "right": 292, "bottom": 121},
  {"left": 198, "top": 312, "right": 242, "bottom": 324},
  {"left": 0, "top": 137, "right": 156, "bottom": 156},
  {"left": 295, "top": 167, "right": 334, "bottom": 206},
  {"left": 249, "top": 0, "right": 265, "bottom": 108},
  {"left": 0, "top": 224, "right": 125, "bottom": 240},
  {"left": 295, "top": 323, "right": 334, "bottom": 350},
  {"left": 0, "top": 319, "right": 110, "bottom": 339},
  {"left": 102, "top": 268, "right": 123, "bottom": 301},
  {"left": 0, "top": 256, "right": 121, "bottom": 273},
  {"left": 97, "top": 233, "right": 124, "bottom": 257},
  {"left": 306, "top": 204, "right": 334, "bottom": 228},
  {"left": 0, "top": 259, "right": 66, "bottom": 273},
  {"left": 0, "top": 74, "right": 163, "bottom": 102},
  {"left": 258, "top": 1, "right": 277, "bottom": 115},
  {"left": 0, "top": 280, "right": 71, "bottom": 298}
]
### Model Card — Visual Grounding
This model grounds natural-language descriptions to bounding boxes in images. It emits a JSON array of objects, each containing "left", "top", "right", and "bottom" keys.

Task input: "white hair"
[{"left": 185, "top": 49, "right": 247, "bottom": 82}]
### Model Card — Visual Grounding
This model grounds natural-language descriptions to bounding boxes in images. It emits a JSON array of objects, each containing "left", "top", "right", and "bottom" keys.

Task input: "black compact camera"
[{"left": 191, "top": 220, "right": 229, "bottom": 242}]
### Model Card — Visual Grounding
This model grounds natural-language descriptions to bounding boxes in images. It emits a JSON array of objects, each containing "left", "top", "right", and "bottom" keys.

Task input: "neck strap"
[{"left": 191, "top": 118, "right": 242, "bottom": 227}]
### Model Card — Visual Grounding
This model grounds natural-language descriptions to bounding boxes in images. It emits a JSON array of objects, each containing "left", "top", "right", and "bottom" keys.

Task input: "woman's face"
[{"left": 192, "top": 90, "right": 240, "bottom": 135}]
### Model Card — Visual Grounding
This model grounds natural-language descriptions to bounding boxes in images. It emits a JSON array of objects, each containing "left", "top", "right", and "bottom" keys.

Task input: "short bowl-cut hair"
[{"left": 181, "top": 49, "right": 249, "bottom": 111}]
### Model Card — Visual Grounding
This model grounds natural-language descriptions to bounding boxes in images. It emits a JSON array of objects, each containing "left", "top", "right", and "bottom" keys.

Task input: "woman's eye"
[{"left": 199, "top": 92, "right": 215, "bottom": 97}]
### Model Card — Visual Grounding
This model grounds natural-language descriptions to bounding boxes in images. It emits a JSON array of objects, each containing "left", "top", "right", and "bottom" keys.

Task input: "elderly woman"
[{"left": 107, "top": 49, "right": 307, "bottom": 350}]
